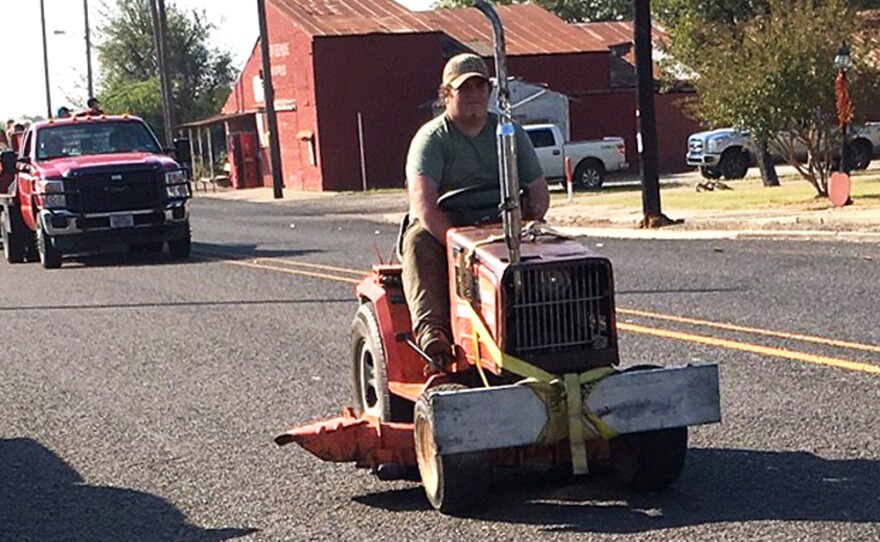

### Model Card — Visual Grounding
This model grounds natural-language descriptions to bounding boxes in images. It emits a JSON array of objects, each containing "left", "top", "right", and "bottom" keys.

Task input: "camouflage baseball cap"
[{"left": 442, "top": 53, "right": 490, "bottom": 89}]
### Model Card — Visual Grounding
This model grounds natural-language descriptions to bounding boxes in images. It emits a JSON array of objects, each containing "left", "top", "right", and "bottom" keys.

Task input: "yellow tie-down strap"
[{"left": 461, "top": 302, "right": 618, "bottom": 474}]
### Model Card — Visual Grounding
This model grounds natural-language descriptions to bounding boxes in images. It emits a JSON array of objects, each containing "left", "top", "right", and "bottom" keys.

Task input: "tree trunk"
[{"left": 756, "top": 135, "right": 780, "bottom": 187}]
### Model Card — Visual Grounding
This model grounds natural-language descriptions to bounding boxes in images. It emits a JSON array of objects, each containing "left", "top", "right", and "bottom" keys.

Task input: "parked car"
[
  {"left": 686, "top": 123, "right": 880, "bottom": 180},
  {"left": 524, "top": 124, "right": 627, "bottom": 190}
]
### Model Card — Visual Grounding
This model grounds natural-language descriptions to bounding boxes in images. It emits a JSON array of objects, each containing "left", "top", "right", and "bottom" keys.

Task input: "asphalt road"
[{"left": 1, "top": 196, "right": 877, "bottom": 541}]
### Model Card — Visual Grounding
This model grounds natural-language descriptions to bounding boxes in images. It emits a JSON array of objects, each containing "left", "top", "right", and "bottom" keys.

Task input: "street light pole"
[
  {"left": 84, "top": 0, "right": 94, "bottom": 98},
  {"left": 40, "top": 0, "right": 53, "bottom": 118},
  {"left": 257, "top": 0, "right": 285, "bottom": 199},
  {"left": 834, "top": 43, "right": 853, "bottom": 174},
  {"left": 149, "top": 0, "right": 176, "bottom": 145},
  {"left": 632, "top": 0, "right": 673, "bottom": 228}
]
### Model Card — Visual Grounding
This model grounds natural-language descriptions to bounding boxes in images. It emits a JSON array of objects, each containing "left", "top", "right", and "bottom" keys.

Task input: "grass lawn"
[{"left": 560, "top": 170, "right": 880, "bottom": 211}]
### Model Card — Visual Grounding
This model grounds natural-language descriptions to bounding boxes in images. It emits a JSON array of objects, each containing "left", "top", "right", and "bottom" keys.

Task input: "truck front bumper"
[
  {"left": 38, "top": 203, "right": 189, "bottom": 254},
  {"left": 686, "top": 153, "right": 721, "bottom": 167}
]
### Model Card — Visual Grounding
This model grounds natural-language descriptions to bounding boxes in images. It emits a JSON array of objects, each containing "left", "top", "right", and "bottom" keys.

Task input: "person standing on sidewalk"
[{"left": 401, "top": 53, "right": 549, "bottom": 370}]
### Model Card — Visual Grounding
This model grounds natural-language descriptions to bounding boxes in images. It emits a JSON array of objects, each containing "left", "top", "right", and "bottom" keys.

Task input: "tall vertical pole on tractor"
[
  {"left": 257, "top": 0, "right": 285, "bottom": 199},
  {"left": 633, "top": 0, "right": 672, "bottom": 228},
  {"left": 475, "top": 0, "right": 522, "bottom": 288}
]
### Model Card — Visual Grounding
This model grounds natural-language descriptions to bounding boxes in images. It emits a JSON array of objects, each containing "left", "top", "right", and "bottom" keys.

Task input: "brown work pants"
[{"left": 400, "top": 218, "right": 451, "bottom": 355}]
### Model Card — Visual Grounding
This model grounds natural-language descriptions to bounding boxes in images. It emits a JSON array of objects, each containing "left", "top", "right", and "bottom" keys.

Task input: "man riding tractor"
[{"left": 402, "top": 52, "right": 550, "bottom": 373}]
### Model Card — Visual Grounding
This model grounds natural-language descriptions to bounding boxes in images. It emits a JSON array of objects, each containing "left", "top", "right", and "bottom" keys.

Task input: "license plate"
[{"left": 110, "top": 214, "right": 134, "bottom": 228}]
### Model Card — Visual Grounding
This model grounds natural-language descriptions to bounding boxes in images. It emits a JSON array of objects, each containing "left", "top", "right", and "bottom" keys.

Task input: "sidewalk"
[{"left": 195, "top": 170, "right": 880, "bottom": 243}]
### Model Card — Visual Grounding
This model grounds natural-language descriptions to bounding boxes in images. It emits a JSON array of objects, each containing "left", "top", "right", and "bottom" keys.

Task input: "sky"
[{"left": 0, "top": 0, "right": 434, "bottom": 122}]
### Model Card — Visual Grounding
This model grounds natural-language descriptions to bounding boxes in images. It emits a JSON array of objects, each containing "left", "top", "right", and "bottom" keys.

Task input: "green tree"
[
  {"left": 657, "top": 0, "right": 880, "bottom": 196},
  {"left": 433, "top": 0, "right": 631, "bottom": 22},
  {"left": 96, "top": 0, "right": 235, "bottom": 142}
]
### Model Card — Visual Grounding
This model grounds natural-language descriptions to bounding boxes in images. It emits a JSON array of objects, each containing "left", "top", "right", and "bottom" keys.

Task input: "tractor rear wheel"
[
  {"left": 414, "top": 383, "right": 490, "bottom": 514},
  {"left": 351, "top": 302, "right": 410, "bottom": 422}
]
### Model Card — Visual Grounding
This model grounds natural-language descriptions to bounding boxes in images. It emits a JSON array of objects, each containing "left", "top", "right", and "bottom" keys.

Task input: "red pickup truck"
[{"left": 0, "top": 115, "right": 192, "bottom": 269}]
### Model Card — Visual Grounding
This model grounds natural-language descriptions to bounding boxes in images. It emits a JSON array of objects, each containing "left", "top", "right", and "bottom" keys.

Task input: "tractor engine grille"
[
  {"left": 503, "top": 259, "right": 617, "bottom": 373},
  {"left": 68, "top": 169, "right": 163, "bottom": 213}
]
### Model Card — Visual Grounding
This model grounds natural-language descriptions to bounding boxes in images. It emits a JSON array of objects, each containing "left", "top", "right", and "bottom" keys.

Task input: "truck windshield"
[{"left": 36, "top": 121, "right": 161, "bottom": 161}]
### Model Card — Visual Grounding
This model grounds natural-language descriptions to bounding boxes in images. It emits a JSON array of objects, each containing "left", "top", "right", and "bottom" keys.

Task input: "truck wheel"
[
  {"left": 609, "top": 364, "right": 688, "bottom": 491},
  {"left": 700, "top": 166, "right": 722, "bottom": 180},
  {"left": 168, "top": 223, "right": 192, "bottom": 259},
  {"left": 573, "top": 159, "right": 605, "bottom": 191},
  {"left": 414, "top": 383, "right": 490, "bottom": 514},
  {"left": 719, "top": 148, "right": 749, "bottom": 180},
  {"left": 37, "top": 226, "right": 62, "bottom": 269},
  {"left": 2, "top": 207, "right": 26, "bottom": 264},
  {"left": 850, "top": 139, "right": 872, "bottom": 171},
  {"left": 351, "top": 303, "right": 411, "bottom": 422}
]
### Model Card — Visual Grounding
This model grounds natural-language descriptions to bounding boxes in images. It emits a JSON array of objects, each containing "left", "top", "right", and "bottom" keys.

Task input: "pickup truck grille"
[
  {"left": 688, "top": 139, "right": 704, "bottom": 153},
  {"left": 68, "top": 169, "right": 163, "bottom": 213},
  {"left": 503, "top": 259, "right": 618, "bottom": 374}
]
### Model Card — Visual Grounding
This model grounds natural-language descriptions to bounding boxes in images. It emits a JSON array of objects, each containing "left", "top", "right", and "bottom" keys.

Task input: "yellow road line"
[
  {"left": 197, "top": 250, "right": 366, "bottom": 277},
  {"left": 618, "top": 322, "right": 880, "bottom": 375},
  {"left": 202, "top": 252, "right": 878, "bottom": 374},
  {"left": 619, "top": 307, "right": 880, "bottom": 355},
  {"left": 224, "top": 259, "right": 359, "bottom": 284},
  {"left": 251, "top": 257, "right": 366, "bottom": 277}
]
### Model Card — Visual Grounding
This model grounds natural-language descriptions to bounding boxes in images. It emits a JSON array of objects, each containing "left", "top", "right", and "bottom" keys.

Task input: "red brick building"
[{"left": 215, "top": 0, "right": 702, "bottom": 192}]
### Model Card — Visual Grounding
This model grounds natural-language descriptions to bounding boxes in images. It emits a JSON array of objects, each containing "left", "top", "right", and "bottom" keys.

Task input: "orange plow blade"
[{"left": 274, "top": 407, "right": 415, "bottom": 469}]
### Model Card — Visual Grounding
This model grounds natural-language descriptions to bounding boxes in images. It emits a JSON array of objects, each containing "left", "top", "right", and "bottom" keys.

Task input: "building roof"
[
  {"left": 413, "top": 4, "right": 606, "bottom": 56},
  {"left": 269, "top": 0, "right": 433, "bottom": 37}
]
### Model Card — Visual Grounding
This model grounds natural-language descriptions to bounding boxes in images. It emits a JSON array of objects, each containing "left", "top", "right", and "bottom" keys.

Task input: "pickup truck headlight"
[
  {"left": 165, "top": 170, "right": 191, "bottom": 199},
  {"left": 36, "top": 179, "right": 67, "bottom": 209},
  {"left": 707, "top": 138, "right": 719, "bottom": 153}
]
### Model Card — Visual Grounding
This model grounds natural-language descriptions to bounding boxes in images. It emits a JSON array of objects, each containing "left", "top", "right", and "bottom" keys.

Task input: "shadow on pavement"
[
  {"left": 356, "top": 447, "right": 879, "bottom": 532},
  {"left": 192, "top": 242, "right": 324, "bottom": 261},
  {"left": 0, "top": 438, "right": 257, "bottom": 542},
  {"left": 0, "top": 297, "right": 352, "bottom": 313}
]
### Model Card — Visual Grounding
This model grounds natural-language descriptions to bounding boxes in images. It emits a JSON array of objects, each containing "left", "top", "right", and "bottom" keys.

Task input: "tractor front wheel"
[
  {"left": 414, "top": 384, "right": 490, "bottom": 515},
  {"left": 610, "top": 426, "right": 688, "bottom": 491},
  {"left": 609, "top": 365, "right": 688, "bottom": 490}
]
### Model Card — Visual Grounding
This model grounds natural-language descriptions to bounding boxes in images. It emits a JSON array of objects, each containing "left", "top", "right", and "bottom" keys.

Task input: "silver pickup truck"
[
  {"left": 687, "top": 124, "right": 880, "bottom": 180},
  {"left": 524, "top": 124, "right": 627, "bottom": 190}
]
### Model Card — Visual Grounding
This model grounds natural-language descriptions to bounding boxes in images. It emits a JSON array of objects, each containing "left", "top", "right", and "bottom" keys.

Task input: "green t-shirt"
[{"left": 405, "top": 113, "right": 543, "bottom": 225}]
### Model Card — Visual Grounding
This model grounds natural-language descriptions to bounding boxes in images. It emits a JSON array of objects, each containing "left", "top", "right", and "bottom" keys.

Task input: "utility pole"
[
  {"left": 633, "top": 0, "right": 673, "bottom": 228},
  {"left": 257, "top": 0, "right": 285, "bottom": 199},
  {"left": 40, "top": 0, "right": 53, "bottom": 118},
  {"left": 150, "top": 0, "right": 176, "bottom": 145},
  {"left": 84, "top": 0, "right": 94, "bottom": 98}
]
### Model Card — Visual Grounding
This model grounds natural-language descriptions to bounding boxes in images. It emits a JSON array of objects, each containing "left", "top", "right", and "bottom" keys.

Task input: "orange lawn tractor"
[{"left": 275, "top": 0, "right": 721, "bottom": 515}]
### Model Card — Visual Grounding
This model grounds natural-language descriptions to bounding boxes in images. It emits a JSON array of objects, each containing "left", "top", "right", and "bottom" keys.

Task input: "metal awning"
[{"left": 177, "top": 110, "right": 258, "bottom": 129}]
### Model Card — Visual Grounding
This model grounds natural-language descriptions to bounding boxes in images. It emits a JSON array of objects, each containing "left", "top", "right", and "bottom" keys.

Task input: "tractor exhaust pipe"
[{"left": 475, "top": 0, "right": 522, "bottom": 283}]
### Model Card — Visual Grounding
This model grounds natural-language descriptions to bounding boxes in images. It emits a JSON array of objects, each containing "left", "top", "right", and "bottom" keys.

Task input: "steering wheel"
[{"left": 438, "top": 185, "right": 527, "bottom": 226}]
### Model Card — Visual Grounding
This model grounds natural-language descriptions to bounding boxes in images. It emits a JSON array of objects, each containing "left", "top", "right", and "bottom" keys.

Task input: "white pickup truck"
[
  {"left": 524, "top": 124, "right": 627, "bottom": 190},
  {"left": 687, "top": 124, "right": 880, "bottom": 180}
]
